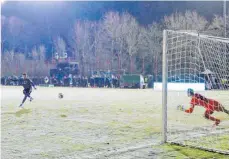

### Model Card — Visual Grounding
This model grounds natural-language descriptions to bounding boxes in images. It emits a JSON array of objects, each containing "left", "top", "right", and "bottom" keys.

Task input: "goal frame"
[{"left": 161, "top": 29, "right": 229, "bottom": 155}]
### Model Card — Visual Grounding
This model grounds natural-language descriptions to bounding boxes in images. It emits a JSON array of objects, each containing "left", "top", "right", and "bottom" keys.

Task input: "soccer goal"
[{"left": 162, "top": 30, "right": 229, "bottom": 154}]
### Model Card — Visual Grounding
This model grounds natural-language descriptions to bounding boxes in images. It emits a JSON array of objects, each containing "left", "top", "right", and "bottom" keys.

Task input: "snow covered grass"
[{"left": 1, "top": 86, "right": 229, "bottom": 158}]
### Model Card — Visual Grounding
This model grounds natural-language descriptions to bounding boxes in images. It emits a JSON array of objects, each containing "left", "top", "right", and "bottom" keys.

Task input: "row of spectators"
[
  {"left": 1, "top": 75, "right": 120, "bottom": 88},
  {"left": 4, "top": 74, "right": 227, "bottom": 89},
  {"left": 49, "top": 75, "right": 120, "bottom": 88}
]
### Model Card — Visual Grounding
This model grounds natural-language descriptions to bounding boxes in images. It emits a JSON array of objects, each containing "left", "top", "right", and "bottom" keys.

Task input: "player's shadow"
[
  {"left": 15, "top": 109, "right": 31, "bottom": 117},
  {"left": 2, "top": 109, "right": 31, "bottom": 117}
]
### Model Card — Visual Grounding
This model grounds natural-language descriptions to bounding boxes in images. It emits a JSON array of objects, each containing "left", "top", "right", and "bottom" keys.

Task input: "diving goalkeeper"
[{"left": 177, "top": 88, "right": 229, "bottom": 126}]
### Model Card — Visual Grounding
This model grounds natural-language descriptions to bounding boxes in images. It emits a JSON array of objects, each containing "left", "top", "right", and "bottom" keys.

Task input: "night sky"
[
  {"left": 2, "top": 1, "right": 226, "bottom": 25},
  {"left": 1, "top": 1, "right": 228, "bottom": 54}
]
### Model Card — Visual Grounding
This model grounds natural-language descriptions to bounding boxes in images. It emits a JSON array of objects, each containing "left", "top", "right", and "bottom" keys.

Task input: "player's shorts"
[
  {"left": 23, "top": 88, "right": 32, "bottom": 95},
  {"left": 207, "top": 99, "right": 223, "bottom": 112},
  {"left": 205, "top": 109, "right": 214, "bottom": 114}
]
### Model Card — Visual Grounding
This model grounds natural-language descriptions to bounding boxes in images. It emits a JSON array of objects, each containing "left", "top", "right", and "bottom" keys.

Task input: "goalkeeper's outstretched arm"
[
  {"left": 177, "top": 105, "right": 195, "bottom": 113},
  {"left": 184, "top": 105, "right": 195, "bottom": 113}
]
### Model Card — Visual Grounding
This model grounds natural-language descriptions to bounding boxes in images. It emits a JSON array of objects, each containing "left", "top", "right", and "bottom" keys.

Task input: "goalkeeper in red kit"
[{"left": 177, "top": 88, "right": 229, "bottom": 126}]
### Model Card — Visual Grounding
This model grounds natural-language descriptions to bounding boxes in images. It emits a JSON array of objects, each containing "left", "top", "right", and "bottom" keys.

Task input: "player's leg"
[
  {"left": 27, "top": 88, "right": 33, "bottom": 102},
  {"left": 212, "top": 101, "right": 229, "bottom": 115},
  {"left": 215, "top": 103, "right": 229, "bottom": 115},
  {"left": 219, "top": 106, "right": 229, "bottom": 115},
  {"left": 20, "top": 89, "right": 28, "bottom": 107},
  {"left": 204, "top": 110, "right": 220, "bottom": 126}
]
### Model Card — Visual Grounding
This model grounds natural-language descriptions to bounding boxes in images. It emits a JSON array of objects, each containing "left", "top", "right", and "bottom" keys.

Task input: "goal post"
[
  {"left": 162, "top": 30, "right": 168, "bottom": 143},
  {"left": 162, "top": 30, "right": 229, "bottom": 154}
]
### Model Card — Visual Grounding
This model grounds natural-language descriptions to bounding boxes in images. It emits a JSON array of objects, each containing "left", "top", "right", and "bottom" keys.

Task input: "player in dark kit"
[
  {"left": 177, "top": 88, "right": 229, "bottom": 126},
  {"left": 19, "top": 73, "right": 37, "bottom": 108}
]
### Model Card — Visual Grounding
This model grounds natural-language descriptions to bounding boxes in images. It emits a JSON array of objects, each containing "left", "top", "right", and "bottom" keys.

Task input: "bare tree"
[
  {"left": 138, "top": 27, "right": 150, "bottom": 74},
  {"left": 138, "top": 23, "right": 162, "bottom": 76},
  {"left": 121, "top": 12, "right": 140, "bottom": 73},
  {"left": 207, "top": 14, "right": 229, "bottom": 37},
  {"left": 103, "top": 12, "right": 123, "bottom": 71},
  {"left": 1, "top": 50, "right": 28, "bottom": 76},
  {"left": 14, "top": 53, "right": 26, "bottom": 75},
  {"left": 54, "top": 36, "right": 66, "bottom": 58},
  {"left": 164, "top": 10, "right": 208, "bottom": 32},
  {"left": 74, "top": 20, "right": 94, "bottom": 76},
  {"left": 31, "top": 47, "right": 39, "bottom": 60},
  {"left": 1, "top": 50, "right": 15, "bottom": 75},
  {"left": 28, "top": 45, "right": 48, "bottom": 76},
  {"left": 90, "top": 21, "right": 106, "bottom": 72},
  {"left": 37, "top": 45, "right": 49, "bottom": 76},
  {"left": 38, "top": 45, "right": 46, "bottom": 61}
]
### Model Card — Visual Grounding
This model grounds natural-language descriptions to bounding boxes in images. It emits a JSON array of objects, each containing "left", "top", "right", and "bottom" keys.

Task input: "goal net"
[{"left": 162, "top": 30, "right": 229, "bottom": 154}]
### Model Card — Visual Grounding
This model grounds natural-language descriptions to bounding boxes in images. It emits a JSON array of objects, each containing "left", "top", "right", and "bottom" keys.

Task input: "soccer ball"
[{"left": 58, "top": 93, "right": 63, "bottom": 99}]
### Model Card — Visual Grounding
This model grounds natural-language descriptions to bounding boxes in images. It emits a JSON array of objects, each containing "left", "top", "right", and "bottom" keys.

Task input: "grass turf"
[{"left": 1, "top": 86, "right": 229, "bottom": 158}]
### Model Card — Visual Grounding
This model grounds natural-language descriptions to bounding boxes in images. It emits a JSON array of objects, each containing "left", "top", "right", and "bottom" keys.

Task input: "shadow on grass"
[
  {"left": 60, "top": 114, "right": 67, "bottom": 118},
  {"left": 2, "top": 108, "right": 31, "bottom": 117},
  {"left": 15, "top": 109, "right": 31, "bottom": 117}
]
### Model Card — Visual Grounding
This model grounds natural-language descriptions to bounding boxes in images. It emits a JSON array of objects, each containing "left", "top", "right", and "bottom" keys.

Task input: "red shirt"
[{"left": 190, "top": 93, "right": 220, "bottom": 111}]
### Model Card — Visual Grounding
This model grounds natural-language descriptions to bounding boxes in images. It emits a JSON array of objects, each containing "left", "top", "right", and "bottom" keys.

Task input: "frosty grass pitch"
[{"left": 1, "top": 86, "right": 229, "bottom": 158}]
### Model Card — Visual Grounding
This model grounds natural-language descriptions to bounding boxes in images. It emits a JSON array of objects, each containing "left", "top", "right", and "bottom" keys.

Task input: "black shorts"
[{"left": 23, "top": 88, "right": 32, "bottom": 95}]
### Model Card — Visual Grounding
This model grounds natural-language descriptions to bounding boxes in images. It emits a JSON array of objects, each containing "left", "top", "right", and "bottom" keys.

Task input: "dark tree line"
[{"left": 1, "top": 10, "right": 229, "bottom": 79}]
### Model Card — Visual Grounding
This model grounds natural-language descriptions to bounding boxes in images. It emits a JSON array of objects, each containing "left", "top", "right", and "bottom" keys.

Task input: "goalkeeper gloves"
[{"left": 177, "top": 105, "right": 185, "bottom": 111}]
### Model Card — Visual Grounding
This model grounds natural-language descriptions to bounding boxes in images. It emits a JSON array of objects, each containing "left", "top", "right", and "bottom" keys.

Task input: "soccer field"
[{"left": 1, "top": 86, "right": 229, "bottom": 158}]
